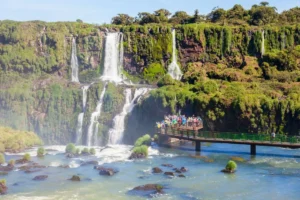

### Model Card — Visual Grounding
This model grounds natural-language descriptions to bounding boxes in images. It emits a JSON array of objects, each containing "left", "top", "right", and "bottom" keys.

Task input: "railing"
[{"left": 158, "top": 128, "right": 299, "bottom": 144}]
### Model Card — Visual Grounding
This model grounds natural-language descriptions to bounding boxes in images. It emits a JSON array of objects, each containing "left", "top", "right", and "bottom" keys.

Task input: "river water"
[{"left": 3, "top": 142, "right": 300, "bottom": 200}]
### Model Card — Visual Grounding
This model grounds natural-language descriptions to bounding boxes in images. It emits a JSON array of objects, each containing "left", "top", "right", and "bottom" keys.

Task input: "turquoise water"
[{"left": 2, "top": 142, "right": 300, "bottom": 200}]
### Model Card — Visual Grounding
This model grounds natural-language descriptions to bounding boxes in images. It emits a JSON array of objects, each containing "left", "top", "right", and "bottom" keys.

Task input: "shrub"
[
  {"left": 133, "top": 145, "right": 149, "bottom": 157},
  {"left": 89, "top": 148, "right": 96, "bottom": 155},
  {"left": 65, "top": 143, "right": 76, "bottom": 154},
  {"left": 153, "top": 134, "right": 159, "bottom": 142},
  {"left": 225, "top": 160, "right": 237, "bottom": 171},
  {"left": 23, "top": 153, "right": 31, "bottom": 161},
  {"left": 0, "top": 153, "right": 5, "bottom": 165},
  {"left": 37, "top": 147, "right": 45, "bottom": 157},
  {"left": 0, "top": 179, "right": 6, "bottom": 185},
  {"left": 134, "top": 134, "right": 151, "bottom": 147},
  {"left": 143, "top": 63, "right": 165, "bottom": 82},
  {"left": 8, "top": 159, "right": 15, "bottom": 166},
  {"left": 82, "top": 148, "right": 89, "bottom": 154}
]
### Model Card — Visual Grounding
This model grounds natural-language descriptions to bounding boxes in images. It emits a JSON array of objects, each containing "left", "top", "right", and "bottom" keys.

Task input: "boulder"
[
  {"left": 178, "top": 174, "right": 186, "bottom": 178},
  {"left": 131, "top": 184, "right": 164, "bottom": 195},
  {"left": 162, "top": 164, "right": 173, "bottom": 168},
  {"left": 221, "top": 169, "right": 236, "bottom": 174},
  {"left": 69, "top": 175, "right": 80, "bottom": 181},
  {"left": 164, "top": 172, "right": 175, "bottom": 176},
  {"left": 175, "top": 169, "right": 182, "bottom": 173},
  {"left": 180, "top": 167, "right": 188, "bottom": 172},
  {"left": 152, "top": 167, "right": 163, "bottom": 173},
  {"left": 128, "top": 153, "right": 146, "bottom": 160},
  {"left": 65, "top": 153, "right": 75, "bottom": 158},
  {"left": 33, "top": 175, "right": 48, "bottom": 181},
  {"left": 94, "top": 166, "right": 118, "bottom": 176},
  {"left": 0, "top": 182, "right": 7, "bottom": 195}
]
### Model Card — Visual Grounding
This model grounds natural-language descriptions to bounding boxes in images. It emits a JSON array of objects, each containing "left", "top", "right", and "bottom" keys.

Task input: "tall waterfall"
[
  {"left": 168, "top": 29, "right": 183, "bottom": 80},
  {"left": 261, "top": 30, "right": 265, "bottom": 57},
  {"left": 75, "top": 85, "right": 91, "bottom": 144},
  {"left": 71, "top": 37, "right": 79, "bottom": 82},
  {"left": 87, "top": 83, "right": 107, "bottom": 146},
  {"left": 101, "top": 33, "right": 124, "bottom": 82},
  {"left": 108, "top": 88, "right": 149, "bottom": 144}
]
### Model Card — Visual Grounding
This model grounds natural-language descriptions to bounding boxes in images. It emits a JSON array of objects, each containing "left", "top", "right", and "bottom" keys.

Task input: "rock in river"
[
  {"left": 69, "top": 175, "right": 81, "bottom": 181},
  {"left": 129, "top": 184, "right": 164, "bottom": 197},
  {"left": 94, "top": 166, "right": 118, "bottom": 176},
  {"left": 33, "top": 175, "right": 48, "bottom": 181},
  {"left": 164, "top": 172, "right": 175, "bottom": 176},
  {"left": 152, "top": 167, "right": 163, "bottom": 173}
]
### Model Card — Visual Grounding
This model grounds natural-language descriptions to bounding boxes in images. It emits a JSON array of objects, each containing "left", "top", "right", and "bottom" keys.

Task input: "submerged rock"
[
  {"left": 180, "top": 167, "right": 188, "bottom": 172},
  {"left": 80, "top": 161, "right": 98, "bottom": 166},
  {"left": 15, "top": 159, "right": 31, "bottom": 165},
  {"left": 175, "top": 169, "right": 182, "bottom": 173},
  {"left": 25, "top": 169, "right": 42, "bottom": 174},
  {"left": 18, "top": 163, "right": 46, "bottom": 171},
  {"left": 130, "top": 184, "right": 164, "bottom": 197},
  {"left": 164, "top": 172, "right": 175, "bottom": 176},
  {"left": 0, "top": 165, "right": 14, "bottom": 172},
  {"left": 221, "top": 169, "right": 236, "bottom": 174},
  {"left": 0, "top": 182, "right": 7, "bottom": 195},
  {"left": 69, "top": 175, "right": 81, "bottom": 181},
  {"left": 94, "top": 166, "right": 118, "bottom": 176},
  {"left": 59, "top": 165, "right": 70, "bottom": 169},
  {"left": 162, "top": 164, "right": 173, "bottom": 168},
  {"left": 128, "top": 153, "right": 146, "bottom": 160},
  {"left": 152, "top": 167, "right": 163, "bottom": 173},
  {"left": 33, "top": 175, "right": 48, "bottom": 181},
  {"left": 178, "top": 174, "right": 186, "bottom": 178}
]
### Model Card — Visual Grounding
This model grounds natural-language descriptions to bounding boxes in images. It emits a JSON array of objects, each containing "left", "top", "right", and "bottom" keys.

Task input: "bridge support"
[
  {"left": 196, "top": 141, "right": 201, "bottom": 152},
  {"left": 250, "top": 144, "right": 256, "bottom": 155}
]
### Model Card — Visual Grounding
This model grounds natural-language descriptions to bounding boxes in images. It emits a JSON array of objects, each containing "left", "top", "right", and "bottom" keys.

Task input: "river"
[{"left": 3, "top": 142, "right": 300, "bottom": 200}]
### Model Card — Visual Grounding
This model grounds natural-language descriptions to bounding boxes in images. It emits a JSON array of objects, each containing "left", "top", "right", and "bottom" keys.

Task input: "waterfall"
[
  {"left": 108, "top": 88, "right": 149, "bottom": 144},
  {"left": 87, "top": 83, "right": 107, "bottom": 146},
  {"left": 75, "top": 84, "right": 91, "bottom": 144},
  {"left": 71, "top": 37, "right": 79, "bottom": 82},
  {"left": 168, "top": 29, "right": 183, "bottom": 81},
  {"left": 261, "top": 30, "right": 265, "bottom": 57},
  {"left": 101, "top": 32, "right": 124, "bottom": 82}
]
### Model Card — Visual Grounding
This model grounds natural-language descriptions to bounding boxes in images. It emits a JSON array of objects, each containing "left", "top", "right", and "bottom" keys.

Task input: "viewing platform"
[{"left": 157, "top": 127, "right": 300, "bottom": 155}]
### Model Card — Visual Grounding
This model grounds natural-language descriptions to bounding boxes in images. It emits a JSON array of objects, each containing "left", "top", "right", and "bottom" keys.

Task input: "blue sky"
[{"left": 0, "top": 0, "right": 299, "bottom": 24}]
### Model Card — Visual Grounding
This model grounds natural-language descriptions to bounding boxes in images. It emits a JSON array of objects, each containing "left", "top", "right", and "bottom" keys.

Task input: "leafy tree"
[
  {"left": 23, "top": 153, "right": 31, "bottom": 161},
  {"left": 154, "top": 9, "right": 172, "bottom": 23},
  {"left": 76, "top": 19, "right": 83, "bottom": 23},
  {"left": 112, "top": 14, "right": 134, "bottom": 25},
  {"left": 137, "top": 12, "right": 156, "bottom": 24},
  {"left": 279, "top": 7, "right": 300, "bottom": 24},
  {"left": 249, "top": 2, "right": 278, "bottom": 25},
  {"left": 169, "top": 11, "right": 191, "bottom": 24},
  {"left": 65, "top": 143, "right": 76, "bottom": 154},
  {"left": 207, "top": 8, "right": 227, "bottom": 23},
  {"left": 37, "top": 147, "right": 45, "bottom": 157},
  {"left": 226, "top": 160, "right": 237, "bottom": 171}
]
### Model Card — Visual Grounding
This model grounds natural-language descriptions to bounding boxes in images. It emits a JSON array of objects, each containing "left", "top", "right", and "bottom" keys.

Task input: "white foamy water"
[
  {"left": 101, "top": 32, "right": 124, "bottom": 83},
  {"left": 87, "top": 83, "right": 107, "bottom": 146},
  {"left": 71, "top": 37, "right": 79, "bottom": 82},
  {"left": 168, "top": 29, "right": 183, "bottom": 80},
  {"left": 108, "top": 88, "right": 149, "bottom": 145}
]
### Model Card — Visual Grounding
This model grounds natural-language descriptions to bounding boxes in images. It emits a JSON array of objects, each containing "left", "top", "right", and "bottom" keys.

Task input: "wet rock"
[
  {"left": 175, "top": 169, "right": 182, "bottom": 173},
  {"left": 65, "top": 153, "right": 75, "bottom": 158},
  {"left": 80, "top": 161, "right": 98, "bottom": 166},
  {"left": 0, "top": 165, "right": 14, "bottom": 172},
  {"left": 180, "top": 167, "right": 188, "bottom": 172},
  {"left": 15, "top": 159, "right": 31, "bottom": 165},
  {"left": 33, "top": 175, "right": 48, "bottom": 181},
  {"left": 152, "top": 167, "right": 163, "bottom": 173},
  {"left": 59, "top": 165, "right": 70, "bottom": 169},
  {"left": 0, "top": 182, "right": 7, "bottom": 195},
  {"left": 178, "top": 174, "right": 186, "bottom": 178},
  {"left": 129, "top": 153, "right": 146, "bottom": 160},
  {"left": 162, "top": 164, "right": 173, "bottom": 168},
  {"left": 130, "top": 184, "right": 164, "bottom": 196},
  {"left": 69, "top": 175, "right": 81, "bottom": 181},
  {"left": 25, "top": 169, "right": 42, "bottom": 174},
  {"left": 164, "top": 172, "right": 175, "bottom": 176},
  {"left": 0, "top": 172, "right": 8, "bottom": 176},
  {"left": 18, "top": 163, "right": 47, "bottom": 171},
  {"left": 221, "top": 169, "right": 236, "bottom": 174},
  {"left": 94, "top": 166, "right": 118, "bottom": 176}
]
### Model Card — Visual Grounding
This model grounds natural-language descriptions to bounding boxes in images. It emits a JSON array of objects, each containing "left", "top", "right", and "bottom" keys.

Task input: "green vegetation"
[
  {"left": 8, "top": 159, "right": 15, "bottom": 166},
  {"left": 65, "top": 143, "right": 76, "bottom": 154},
  {"left": 143, "top": 63, "right": 166, "bottom": 83},
  {"left": 153, "top": 134, "right": 159, "bottom": 142},
  {"left": 0, "top": 154, "right": 5, "bottom": 165},
  {"left": 37, "top": 147, "right": 45, "bottom": 157},
  {"left": 89, "top": 148, "right": 96, "bottom": 155},
  {"left": 132, "top": 145, "right": 149, "bottom": 157},
  {"left": 0, "top": 126, "right": 42, "bottom": 152},
  {"left": 82, "top": 148, "right": 89, "bottom": 154},
  {"left": 23, "top": 153, "right": 31, "bottom": 161},
  {"left": 75, "top": 148, "right": 81, "bottom": 155},
  {"left": 134, "top": 134, "right": 151, "bottom": 147},
  {"left": 0, "top": 179, "right": 5, "bottom": 185},
  {"left": 226, "top": 160, "right": 237, "bottom": 171}
]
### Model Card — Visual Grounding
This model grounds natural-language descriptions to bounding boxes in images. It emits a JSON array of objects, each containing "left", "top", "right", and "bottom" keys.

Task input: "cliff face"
[{"left": 0, "top": 21, "right": 299, "bottom": 144}]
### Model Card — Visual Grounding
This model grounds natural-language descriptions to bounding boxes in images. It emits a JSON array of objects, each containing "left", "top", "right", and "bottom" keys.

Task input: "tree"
[
  {"left": 23, "top": 153, "right": 31, "bottom": 161},
  {"left": 260, "top": 1, "right": 269, "bottom": 6},
  {"left": 154, "top": 9, "right": 172, "bottom": 23},
  {"left": 169, "top": 11, "right": 191, "bottom": 24},
  {"left": 279, "top": 7, "right": 300, "bottom": 24},
  {"left": 137, "top": 12, "right": 156, "bottom": 24},
  {"left": 76, "top": 19, "right": 83, "bottom": 23},
  {"left": 65, "top": 143, "right": 76, "bottom": 154},
  {"left": 249, "top": 3, "right": 278, "bottom": 25},
  {"left": 207, "top": 8, "right": 227, "bottom": 23},
  {"left": 111, "top": 14, "right": 134, "bottom": 25},
  {"left": 227, "top": 4, "right": 249, "bottom": 25},
  {"left": 37, "top": 147, "right": 45, "bottom": 157}
]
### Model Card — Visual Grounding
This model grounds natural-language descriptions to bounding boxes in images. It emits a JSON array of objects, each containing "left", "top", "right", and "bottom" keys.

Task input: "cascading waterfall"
[
  {"left": 87, "top": 83, "right": 107, "bottom": 146},
  {"left": 101, "top": 32, "right": 124, "bottom": 82},
  {"left": 261, "top": 30, "right": 265, "bottom": 57},
  {"left": 71, "top": 37, "right": 79, "bottom": 82},
  {"left": 168, "top": 29, "right": 183, "bottom": 80},
  {"left": 76, "top": 85, "right": 91, "bottom": 144},
  {"left": 108, "top": 88, "right": 149, "bottom": 144}
]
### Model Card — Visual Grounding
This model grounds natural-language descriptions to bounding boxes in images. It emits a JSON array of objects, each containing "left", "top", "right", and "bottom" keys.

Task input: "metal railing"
[{"left": 158, "top": 127, "right": 299, "bottom": 144}]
